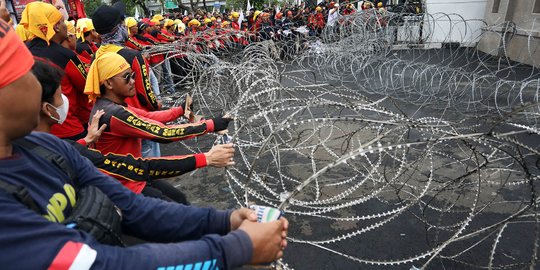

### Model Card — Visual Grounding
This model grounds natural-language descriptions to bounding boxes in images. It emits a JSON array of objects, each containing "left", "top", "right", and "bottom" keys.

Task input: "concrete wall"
[
  {"left": 478, "top": 0, "right": 540, "bottom": 67},
  {"left": 424, "top": 0, "right": 488, "bottom": 45}
]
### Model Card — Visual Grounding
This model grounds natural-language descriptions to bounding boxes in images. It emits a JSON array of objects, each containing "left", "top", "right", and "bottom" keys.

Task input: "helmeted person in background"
[
  {"left": 33, "top": 57, "right": 236, "bottom": 204},
  {"left": 22, "top": 2, "right": 90, "bottom": 141},
  {"left": 0, "top": 16, "right": 288, "bottom": 269},
  {"left": 75, "top": 18, "right": 99, "bottom": 59}
]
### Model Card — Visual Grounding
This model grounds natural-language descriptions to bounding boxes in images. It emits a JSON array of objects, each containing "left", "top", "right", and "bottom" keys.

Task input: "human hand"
[
  {"left": 230, "top": 208, "right": 257, "bottom": 231},
  {"left": 204, "top": 143, "right": 235, "bottom": 167},
  {"left": 210, "top": 116, "right": 232, "bottom": 132},
  {"left": 0, "top": 0, "right": 10, "bottom": 23},
  {"left": 84, "top": 110, "right": 107, "bottom": 145},
  {"left": 238, "top": 217, "right": 289, "bottom": 264}
]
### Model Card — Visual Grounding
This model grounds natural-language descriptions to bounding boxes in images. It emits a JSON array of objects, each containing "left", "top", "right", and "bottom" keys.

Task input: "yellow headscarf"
[
  {"left": 188, "top": 19, "right": 200, "bottom": 28},
  {"left": 76, "top": 18, "right": 95, "bottom": 40},
  {"left": 65, "top": 20, "right": 76, "bottom": 35},
  {"left": 15, "top": 24, "right": 35, "bottom": 42},
  {"left": 253, "top": 10, "right": 262, "bottom": 21},
  {"left": 94, "top": 44, "right": 123, "bottom": 60},
  {"left": 164, "top": 19, "right": 174, "bottom": 27},
  {"left": 175, "top": 20, "right": 186, "bottom": 33},
  {"left": 20, "top": 2, "right": 63, "bottom": 45},
  {"left": 125, "top": 17, "right": 138, "bottom": 35},
  {"left": 84, "top": 52, "right": 130, "bottom": 102}
]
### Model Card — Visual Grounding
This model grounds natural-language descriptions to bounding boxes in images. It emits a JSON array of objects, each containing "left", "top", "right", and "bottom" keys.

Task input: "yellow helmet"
[
  {"left": 231, "top": 11, "right": 239, "bottom": 18},
  {"left": 153, "top": 14, "right": 164, "bottom": 21},
  {"left": 315, "top": 6, "right": 322, "bottom": 12},
  {"left": 221, "top": 21, "right": 230, "bottom": 27},
  {"left": 210, "top": 16, "right": 216, "bottom": 21},
  {"left": 150, "top": 18, "right": 160, "bottom": 25},
  {"left": 203, "top": 18, "right": 212, "bottom": 24}
]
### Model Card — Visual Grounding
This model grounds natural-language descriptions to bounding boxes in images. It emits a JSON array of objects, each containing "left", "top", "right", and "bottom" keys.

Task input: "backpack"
[{"left": 0, "top": 137, "right": 124, "bottom": 246}]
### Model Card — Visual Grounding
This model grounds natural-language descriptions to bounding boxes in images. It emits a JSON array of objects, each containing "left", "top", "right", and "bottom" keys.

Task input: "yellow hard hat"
[
  {"left": 221, "top": 21, "right": 230, "bottom": 27},
  {"left": 231, "top": 11, "right": 239, "bottom": 18},
  {"left": 151, "top": 18, "right": 160, "bottom": 24},
  {"left": 377, "top": 2, "right": 383, "bottom": 7},
  {"left": 204, "top": 18, "right": 212, "bottom": 24},
  {"left": 210, "top": 17, "right": 216, "bottom": 21},
  {"left": 315, "top": 6, "right": 322, "bottom": 12}
]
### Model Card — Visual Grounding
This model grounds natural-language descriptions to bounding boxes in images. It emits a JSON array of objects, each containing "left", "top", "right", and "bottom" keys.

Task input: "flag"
[
  {"left": 238, "top": 10, "right": 244, "bottom": 25},
  {"left": 246, "top": 0, "right": 252, "bottom": 12},
  {"left": 135, "top": 6, "right": 140, "bottom": 19}
]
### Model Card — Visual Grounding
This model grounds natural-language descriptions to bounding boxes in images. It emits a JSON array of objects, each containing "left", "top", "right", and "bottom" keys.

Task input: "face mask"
[{"left": 47, "top": 94, "right": 69, "bottom": 124}]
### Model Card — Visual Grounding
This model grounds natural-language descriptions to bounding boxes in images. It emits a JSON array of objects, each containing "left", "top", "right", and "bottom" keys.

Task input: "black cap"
[{"left": 91, "top": 5, "right": 123, "bottom": 35}]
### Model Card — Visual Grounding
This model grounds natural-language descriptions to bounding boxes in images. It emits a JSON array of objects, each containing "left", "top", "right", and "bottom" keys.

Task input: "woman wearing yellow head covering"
[{"left": 19, "top": 2, "right": 63, "bottom": 45}]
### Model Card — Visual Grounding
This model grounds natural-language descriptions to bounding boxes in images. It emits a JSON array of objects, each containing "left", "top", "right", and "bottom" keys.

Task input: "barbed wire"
[{"left": 150, "top": 10, "right": 540, "bottom": 269}]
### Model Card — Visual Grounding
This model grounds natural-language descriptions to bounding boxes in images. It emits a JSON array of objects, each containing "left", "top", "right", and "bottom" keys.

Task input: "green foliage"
[
  {"left": 225, "top": 0, "right": 266, "bottom": 11},
  {"left": 82, "top": 0, "right": 103, "bottom": 17}
]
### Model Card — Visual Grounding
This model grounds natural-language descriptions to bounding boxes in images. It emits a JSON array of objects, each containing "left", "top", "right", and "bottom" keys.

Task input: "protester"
[
  {"left": 84, "top": 51, "right": 232, "bottom": 195},
  {"left": 22, "top": 2, "right": 90, "bottom": 141},
  {"left": 0, "top": 16, "right": 288, "bottom": 269},
  {"left": 33, "top": 57, "right": 235, "bottom": 204}
]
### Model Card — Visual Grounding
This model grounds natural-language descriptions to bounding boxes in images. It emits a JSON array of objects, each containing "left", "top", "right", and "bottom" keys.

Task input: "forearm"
[{"left": 129, "top": 106, "right": 184, "bottom": 124}]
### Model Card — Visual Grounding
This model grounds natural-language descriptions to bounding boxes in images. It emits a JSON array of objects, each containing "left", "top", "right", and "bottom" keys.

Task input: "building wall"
[
  {"left": 424, "top": 0, "right": 488, "bottom": 46},
  {"left": 478, "top": 0, "right": 540, "bottom": 67}
]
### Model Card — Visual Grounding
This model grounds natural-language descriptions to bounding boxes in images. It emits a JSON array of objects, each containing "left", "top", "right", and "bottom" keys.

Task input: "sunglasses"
[{"left": 112, "top": 72, "right": 135, "bottom": 84}]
